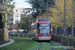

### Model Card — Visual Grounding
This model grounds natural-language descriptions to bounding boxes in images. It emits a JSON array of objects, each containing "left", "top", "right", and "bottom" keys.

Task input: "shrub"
[
  {"left": 52, "top": 34, "right": 75, "bottom": 49},
  {"left": 0, "top": 29, "right": 4, "bottom": 42}
]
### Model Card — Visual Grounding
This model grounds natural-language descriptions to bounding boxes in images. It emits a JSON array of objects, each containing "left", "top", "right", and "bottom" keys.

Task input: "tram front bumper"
[{"left": 38, "top": 37, "right": 51, "bottom": 40}]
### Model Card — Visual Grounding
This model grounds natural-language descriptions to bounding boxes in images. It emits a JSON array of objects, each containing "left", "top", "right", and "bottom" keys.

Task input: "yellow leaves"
[
  {"left": 50, "top": 0, "right": 73, "bottom": 28},
  {"left": 54, "top": 0, "right": 64, "bottom": 10},
  {"left": 35, "top": 16, "right": 39, "bottom": 20},
  {"left": 40, "top": 13, "right": 47, "bottom": 19},
  {"left": 54, "top": 0, "right": 72, "bottom": 12},
  {"left": 35, "top": 0, "right": 74, "bottom": 28},
  {"left": 50, "top": 17, "right": 55, "bottom": 22},
  {"left": 36, "top": 13, "right": 48, "bottom": 19},
  {"left": 66, "top": 15, "right": 72, "bottom": 28}
]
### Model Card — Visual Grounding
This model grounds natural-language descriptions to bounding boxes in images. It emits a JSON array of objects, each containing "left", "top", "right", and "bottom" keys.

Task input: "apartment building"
[{"left": 8, "top": 7, "right": 31, "bottom": 28}]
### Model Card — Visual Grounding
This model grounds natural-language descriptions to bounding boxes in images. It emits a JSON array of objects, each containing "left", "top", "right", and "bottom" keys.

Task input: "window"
[
  {"left": 39, "top": 27, "right": 50, "bottom": 33},
  {"left": 15, "top": 14, "right": 19, "bottom": 17},
  {"left": 38, "top": 24, "right": 50, "bottom": 33},
  {"left": 11, "top": 23, "right": 13, "bottom": 25},
  {"left": 10, "top": 15, "right": 13, "bottom": 17},
  {"left": 15, "top": 20, "right": 19, "bottom": 23},
  {"left": 23, "top": 10, "right": 24, "bottom": 12},
  {"left": 16, "top": 10, "right": 18, "bottom": 12},
  {"left": 21, "top": 14, "right": 27, "bottom": 17}
]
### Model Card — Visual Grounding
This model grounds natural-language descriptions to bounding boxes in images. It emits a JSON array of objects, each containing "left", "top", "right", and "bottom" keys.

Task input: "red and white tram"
[{"left": 32, "top": 19, "right": 52, "bottom": 41}]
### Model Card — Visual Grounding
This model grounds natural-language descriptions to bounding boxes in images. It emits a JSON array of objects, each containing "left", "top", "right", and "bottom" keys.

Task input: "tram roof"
[
  {"left": 38, "top": 19, "right": 50, "bottom": 21},
  {"left": 36, "top": 19, "right": 51, "bottom": 24}
]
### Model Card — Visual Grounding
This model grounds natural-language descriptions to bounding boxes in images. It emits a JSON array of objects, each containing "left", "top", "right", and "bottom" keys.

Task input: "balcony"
[
  {"left": 21, "top": 14, "right": 27, "bottom": 17},
  {"left": 0, "top": 4, "right": 3, "bottom": 7},
  {"left": 8, "top": 21, "right": 13, "bottom": 24},
  {"left": 8, "top": 17, "right": 13, "bottom": 19},
  {"left": 0, "top": 5, "right": 4, "bottom": 12},
  {"left": 0, "top": 2, "right": 5, "bottom": 11}
]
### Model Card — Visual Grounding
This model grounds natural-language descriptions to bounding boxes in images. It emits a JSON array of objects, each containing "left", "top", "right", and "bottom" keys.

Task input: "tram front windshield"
[{"left": 39, "top": 24, "right": 50, "bottom": 33}]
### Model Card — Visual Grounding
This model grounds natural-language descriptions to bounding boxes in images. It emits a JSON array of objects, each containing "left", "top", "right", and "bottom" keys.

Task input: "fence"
[{"left": 52, "top": 28, "right": 75, "bottom": 36}]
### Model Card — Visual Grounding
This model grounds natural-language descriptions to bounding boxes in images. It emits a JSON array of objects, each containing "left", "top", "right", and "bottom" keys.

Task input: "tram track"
[
  {"left": 37, "top": 41, "right": 55, "bottom": 50},
  {"left": 37, "top": 42, "right": 42, "bottom": 50},
  {"left": 18, "top": 40, "right": 29, "bottom": 50},
  {"left": 1, "top": 39, "right": 20, "bottom": 50},
  {"left": 50, "top": 42, "right": 55, "bottom": 50}
]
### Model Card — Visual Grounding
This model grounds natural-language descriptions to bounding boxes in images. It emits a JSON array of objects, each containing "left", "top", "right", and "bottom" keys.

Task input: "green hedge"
[
  {"left": 52, "top": 34, "right": 75, "bottom": 50},
  {"left": 9, "top": 34, "right": 27, "bottom": 37},
  {"left": 0, "top": 29, "right": 4, "bottom": 42}
]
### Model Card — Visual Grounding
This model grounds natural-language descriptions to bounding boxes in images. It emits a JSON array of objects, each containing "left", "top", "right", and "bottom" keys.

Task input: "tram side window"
[{"left": 37, "top": 24, "right": 39, "bottom": 33}]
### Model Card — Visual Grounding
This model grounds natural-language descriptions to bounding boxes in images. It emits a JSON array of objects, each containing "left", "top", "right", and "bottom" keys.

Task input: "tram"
[{"left": 32, "top": 19, "right": 52, "bottom": 41}]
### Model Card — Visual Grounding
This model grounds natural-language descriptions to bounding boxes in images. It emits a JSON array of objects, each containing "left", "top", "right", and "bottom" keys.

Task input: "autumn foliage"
[{"left": 36, "top": 0, "right": 75, "bottom": 29}]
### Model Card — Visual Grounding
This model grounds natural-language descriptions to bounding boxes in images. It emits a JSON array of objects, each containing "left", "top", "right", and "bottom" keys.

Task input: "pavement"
[
  {"left": 0, "top": 39, "right": 14, "bottom": 48},
  {"left": 52, "top": 41, "right": 67, "bottom": 50}
]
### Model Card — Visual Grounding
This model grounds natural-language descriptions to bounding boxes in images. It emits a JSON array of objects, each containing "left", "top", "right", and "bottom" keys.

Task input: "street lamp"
[
  {"left": 31, "top": 20, "right": 33, "bottom": 35},
  {"left": 25, "top": 9, "right": 32, "bottom": 37},
  {"left": 29, "top": 11, "right": 31, "bottom": 37},
  {"left": 64, "top": 0, "right": 66, "bottom": 36},
  {"left": 55, "top": 13, "right": 60, "bottom": 34},
  {"left": 72, "top": 0, "right": 74, "bottom": 37},
  {"left": 39, "top": 10, "right": 41, "bottom": 19},
  {"left": 64, "top": 0, "right": 74, "bottom": 36},
  {"left": 47, "top": 2, "right": 48, "bottom": 19}
]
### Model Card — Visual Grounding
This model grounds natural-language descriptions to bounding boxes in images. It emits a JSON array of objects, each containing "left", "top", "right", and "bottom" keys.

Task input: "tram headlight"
[
  {"left": 51, "top": 28, "right": 52, "bottom": 31},
  {"left": 48, "top": 33, "right": 50, "bottom": 35},
  {"left": 40, "top": 34, "right": 41, "bottom": 35},
  {"left": 48, "top": 33, "right": 51, "bottom": 36}
]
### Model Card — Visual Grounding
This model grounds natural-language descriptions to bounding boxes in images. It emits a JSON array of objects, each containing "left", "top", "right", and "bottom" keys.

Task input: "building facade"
[{"left": 8, "top": 7, "right": 31, "bottom": 29}]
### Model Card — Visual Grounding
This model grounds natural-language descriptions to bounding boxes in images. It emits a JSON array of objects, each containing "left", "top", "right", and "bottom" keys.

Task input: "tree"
[
  {"left": 1, "top": 0, "right": 15, "bottom": 29},
  {"left": 35, "top": 0, "right": 73, "bottom": 29},
  {"left": 53, "top": 0, "right": 72, "bottom": 28},
  {"left": 0, "top": 0, "right": 15, "bottom": 42},
  {"left": 16, "top": 15, "right": 35, "bottom": 31},
  {"left": 48, "top": 0, "right": 73, "bottom": 28},
  {"left": 27, "top": 0, "right": 55, "bottom": 18}
]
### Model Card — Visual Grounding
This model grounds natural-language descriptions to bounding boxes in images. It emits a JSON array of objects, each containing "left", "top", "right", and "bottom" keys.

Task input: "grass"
[
  {"left": 22, "top": 39, "right": 40, "bottom": 50},
  {"left": 0, "top": 37, "right": 19, "bottom": 50},
  {"left": 0, "top": 37, "right": 40, "bottom": 50},
  {"left": 5, "top": 37, "right": 28, "bottom": 50},
  {"left": 1, "top": 37, "right": 63, "bottom": 50},
  {"left": 51, "top": 41, "right": 63, "bottom": 50},
  {"left": 39, "top": 42, "right": 52, "bottom": 50},
  {"left": 0, "top": 41, "right": 8, "bottom": 45}
]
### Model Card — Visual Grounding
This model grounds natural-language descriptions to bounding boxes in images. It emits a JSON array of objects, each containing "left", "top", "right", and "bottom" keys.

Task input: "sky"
[{"left": 13, "top": 0, "right": 32, "bottom": 8}]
